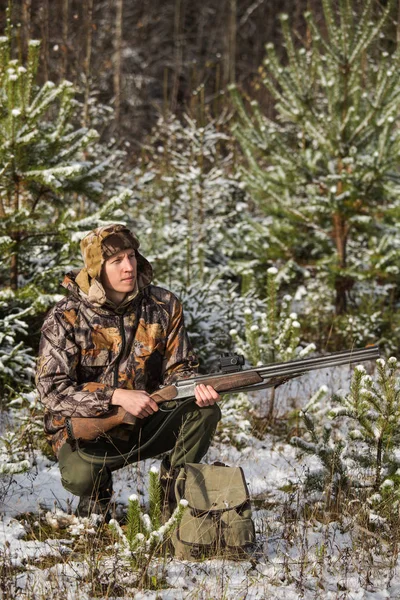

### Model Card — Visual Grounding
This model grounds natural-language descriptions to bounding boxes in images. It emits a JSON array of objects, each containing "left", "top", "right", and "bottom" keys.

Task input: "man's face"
[{"left": 101, "top": 248, "right": 137, "bottom": 300}]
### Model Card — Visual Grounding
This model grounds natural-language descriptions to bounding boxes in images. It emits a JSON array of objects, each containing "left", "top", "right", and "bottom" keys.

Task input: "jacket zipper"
[{"left": 114, "top": 314, "right": 126, "bottom": 387}]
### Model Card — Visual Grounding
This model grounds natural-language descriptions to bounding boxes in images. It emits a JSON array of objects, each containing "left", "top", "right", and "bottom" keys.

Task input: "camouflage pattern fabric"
[{"left": 36, "top": 225, "right": 197, "bottom": 456}]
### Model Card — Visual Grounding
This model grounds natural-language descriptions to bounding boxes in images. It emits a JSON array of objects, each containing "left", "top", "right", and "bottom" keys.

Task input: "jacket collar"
[{"left": 62, "top": 271, "right": 144, "bottom": 314}]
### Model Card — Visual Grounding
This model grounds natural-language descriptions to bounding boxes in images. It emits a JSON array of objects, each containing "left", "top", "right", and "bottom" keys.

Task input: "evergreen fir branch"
[
  {"left": 248, "top": 101, "right": 268, "bottom": 140},
  {"left": 263, "top": 48, "right": 303, "bottom": 114},
  {"left": 348, "top": 0, "right": 393, "bottom": 66},
  {"left": 304, "top": 12, "right": 341, "bottom": 65},
  {"left": 338, "top": 0, "right": 354, "bottom": 57},
  {"left": 321, "top": 0, "right": 340, "bottom": 45},
  {"left": 15, "top": 128, "right": 39, "bottom": 146},
  {"left": 52, "top": 85, "right": 76, "bottom": 139},
  {"left": 24, "top": 164, "right": 86, "bottom": 191},
  {"left": 25, "top": 40, "right": 41, "bottom": 106},
  {"left": 344, "top": 0, "right": 374, "bottom": 61},
  {"left": 144, "top": 500, "right": 188, "bottom": 554},
  {"left": 27, "top": 82, "right": 64, "bottom": 121},
  {"left": 328, "top": 407, "right": 360, "bottom": 420},
  {"left": 27, "top": 80, "right": 57, "bottom": 117},
  {"left": 139, "top": 512, "right": 152, "bottom": 534},
  {"left": 228, "top": 86, "right": 257, "bottom": 133},
  {"left": 148, "top": 466, "right": 162, "bottom": 531},
  {"left": 56, "top": 129, "right": 98, "bottom": 161},
  {"left": 126, "top": 494, "right": 142, "bottom": 548},
  {"left": 279, "top": 14, "right": 303, "bottom": 91},
  {"left": 291, "top": 436, "right": 318, "bottom": 455},
  {"left": 302, "top": 118, "right": 335, "bottom": 153}
]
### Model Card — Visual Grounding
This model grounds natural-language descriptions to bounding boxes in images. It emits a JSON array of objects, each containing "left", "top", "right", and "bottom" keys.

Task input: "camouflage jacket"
[{"left": 36, "top": 273, "right": 197, "bottom": 456}]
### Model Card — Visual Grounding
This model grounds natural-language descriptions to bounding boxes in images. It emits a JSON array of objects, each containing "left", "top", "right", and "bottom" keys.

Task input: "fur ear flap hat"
[
  {"left": 75, "top": 224, "right": 153, "bottom": 303},
  {"left": 80, "top": 224, "right": 141, "bottom": 278}
]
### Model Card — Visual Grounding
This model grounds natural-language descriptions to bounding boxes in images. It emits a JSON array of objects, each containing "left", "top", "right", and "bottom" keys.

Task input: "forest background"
[
  {"left": 3, "top": 0, "right": 400, "bottom": 393},
  {"left": 3, "top": 0, "right": 400, "bottom": 597}
]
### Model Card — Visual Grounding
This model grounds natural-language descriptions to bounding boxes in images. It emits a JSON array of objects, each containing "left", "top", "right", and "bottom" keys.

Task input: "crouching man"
[{"left": 36, "top": 224, "right": 221, "bottom": 520}]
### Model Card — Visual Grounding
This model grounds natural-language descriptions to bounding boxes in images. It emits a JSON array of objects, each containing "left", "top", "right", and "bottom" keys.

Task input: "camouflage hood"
[{"left": 70, "top": 224, "right": 153, "bottom": 309}]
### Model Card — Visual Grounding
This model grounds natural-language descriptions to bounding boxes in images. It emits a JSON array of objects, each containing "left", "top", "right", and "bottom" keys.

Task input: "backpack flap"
[{"left": 182, "top": 463, "right": 249, "bottom": 512}]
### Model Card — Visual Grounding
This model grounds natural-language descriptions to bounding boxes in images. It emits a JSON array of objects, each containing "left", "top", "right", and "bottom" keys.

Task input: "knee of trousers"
[
  {"left": 59, "top": 448, "right": 111, "bottom": 497},
  {"left": 196, "top": 403, "right": 222, "bottom": 429}
]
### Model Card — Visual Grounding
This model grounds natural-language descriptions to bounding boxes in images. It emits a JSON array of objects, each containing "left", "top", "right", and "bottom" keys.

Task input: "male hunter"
[{"left": 36, "top": 224, "right": 221, "bottom": 519}]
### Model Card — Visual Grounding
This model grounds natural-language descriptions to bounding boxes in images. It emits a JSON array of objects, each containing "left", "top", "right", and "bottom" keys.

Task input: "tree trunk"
[
  {"left": 332, "top": 212, "right": 350, "bottom": 314},
  {"left": 21, "top": 0, "right": 32, "bottom": 57},
  {"left": 10, "top": 243, "right": 19, "bottom": 291},
  {"left": 10, "top": 184, "right": 20, "bottom": 291},
  {"left": 82, "top": 0, "right": 94, "bottom": 126},
  {"left": 170, "top": 0, "right": 183, "bottom": 113},
  {"left": 333, "top": 160, "right": 352, "bottom": 315},
  {"left": 113, "top": 0, "right": 124, "bottom": 129},
  {"left": 39, "top": 0, "right": 49, "bottom": 81},
  {"left": 223, "top": 0, "right": 236, "bottom": 86},
  {"left": 61, "top": 0, "right": 69, "bottom": 79}
]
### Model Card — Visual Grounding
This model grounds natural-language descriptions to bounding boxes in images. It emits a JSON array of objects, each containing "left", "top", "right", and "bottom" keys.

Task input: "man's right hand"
[{"left": 111, "top": 389, "right": 159, "bottom": 419}]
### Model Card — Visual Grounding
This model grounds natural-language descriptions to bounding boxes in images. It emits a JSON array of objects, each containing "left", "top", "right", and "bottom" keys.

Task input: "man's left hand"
[{"left": 194, "top": 384, "right": 220, "bottom": 407}]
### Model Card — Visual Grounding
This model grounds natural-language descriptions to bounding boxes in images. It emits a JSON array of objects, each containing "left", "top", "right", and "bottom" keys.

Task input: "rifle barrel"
[
  {"left": 256, "top": 346, "right": 380, "bottom": 379},
  {"left": 178, "top": 345, "right": 380, "bottom": 390}
]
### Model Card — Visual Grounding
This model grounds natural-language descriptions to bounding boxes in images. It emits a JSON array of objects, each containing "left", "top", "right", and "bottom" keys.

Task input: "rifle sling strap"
[{"left": 75, "top": 396, "right": 196, "bottom": 462}]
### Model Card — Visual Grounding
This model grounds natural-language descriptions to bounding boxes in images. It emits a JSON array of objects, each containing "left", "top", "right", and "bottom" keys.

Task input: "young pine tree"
[
  {"left": 0, "top": 12, "right": 130, "bottom": 402},
  {"left": 231, "top": 0, "right": 400, "bottom": 347},
  {"left": 0, "top": 26, "right": 97, "bottom": 290},
  {"left": 293, "top": 358, "right": 400, "bottom": 521}
]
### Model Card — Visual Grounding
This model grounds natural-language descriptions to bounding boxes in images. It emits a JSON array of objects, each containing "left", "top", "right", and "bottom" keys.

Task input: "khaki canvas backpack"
[{"left": 171, "top": 463, "right": 255, "bottom": 560}]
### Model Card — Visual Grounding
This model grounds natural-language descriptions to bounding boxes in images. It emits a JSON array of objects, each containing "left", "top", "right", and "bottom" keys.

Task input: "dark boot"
[
  {"left": 159, "top": 461, "right": 180, "bottom": 522},
  {"left": 75, "top": 485, "right": 114, "bottom": 523}
]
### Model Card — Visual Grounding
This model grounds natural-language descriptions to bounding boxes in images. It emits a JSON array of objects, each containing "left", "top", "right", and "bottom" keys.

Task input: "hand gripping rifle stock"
[{"left": 67, "top": 345, "right": 380, "bottom": 442}]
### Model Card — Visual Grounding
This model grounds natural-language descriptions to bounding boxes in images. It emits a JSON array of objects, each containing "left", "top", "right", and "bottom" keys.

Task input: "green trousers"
[{"left": 58, "top": 401, "right": 221, "bottom": 498}]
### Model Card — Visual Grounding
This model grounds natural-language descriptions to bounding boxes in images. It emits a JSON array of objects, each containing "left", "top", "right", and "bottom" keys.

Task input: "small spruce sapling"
[
  {"left": 291, "top": 385, "right": 349, "bottom": 508},
  {"left": 149, "top": 465, "right": 162, "bottom": 531},
  {"left": 110, "top": 467, "right": 187, "bottom": 563},
  {"left": 294, "top": 358, "right": 400, "bottom": 521},
  {"left": 330, "top": 357, "right": 400, "bottom": 497},
  {"left": 0, "top": 430, "right": 31, "bottom": 475}
]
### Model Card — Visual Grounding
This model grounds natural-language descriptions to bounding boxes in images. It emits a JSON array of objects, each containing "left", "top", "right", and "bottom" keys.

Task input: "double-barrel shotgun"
[{"left": 66, "top": 345, "right": 380, "bottom": 443}]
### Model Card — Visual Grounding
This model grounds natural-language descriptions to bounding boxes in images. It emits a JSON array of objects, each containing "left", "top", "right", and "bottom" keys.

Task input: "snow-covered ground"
[
  {"left": 2, "top": 440, "right": 399, "bottom": 599},
  {"left": 1, "top": 365, "right": 399, "bottom": 599}
]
